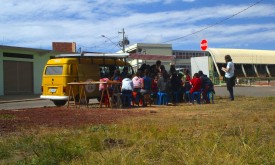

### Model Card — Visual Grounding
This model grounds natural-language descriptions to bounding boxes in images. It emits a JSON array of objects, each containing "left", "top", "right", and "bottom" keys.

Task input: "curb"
[{"left": 0, "top": 98, "right": 43, "bottom": 104}]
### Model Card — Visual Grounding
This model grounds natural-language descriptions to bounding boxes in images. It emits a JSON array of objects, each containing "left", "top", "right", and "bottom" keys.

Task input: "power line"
[
  {"left": 162, "top": 0, "right": 264, "bottom": 44},
  {"left": 78, "top": 35, "right": 120, "bottom": 52},
  {"left": 101, "top": 35, "right": 121, "bottom": 50}
]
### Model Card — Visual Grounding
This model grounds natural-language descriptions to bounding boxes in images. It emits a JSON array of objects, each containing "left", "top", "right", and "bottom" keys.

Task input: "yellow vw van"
[{"left": 40, "top": 53, "right": 133, "bottom": 106}]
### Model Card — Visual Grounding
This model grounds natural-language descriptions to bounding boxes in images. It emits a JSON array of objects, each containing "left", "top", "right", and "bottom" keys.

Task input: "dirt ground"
[{"left": 0, "top": 106, "right": 151, "bottom": 135}]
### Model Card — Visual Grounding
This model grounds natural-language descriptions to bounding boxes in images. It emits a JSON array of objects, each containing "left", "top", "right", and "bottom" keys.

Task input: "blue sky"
[{"left": 0, "top": 0, "right": 274, "bottom": 52}]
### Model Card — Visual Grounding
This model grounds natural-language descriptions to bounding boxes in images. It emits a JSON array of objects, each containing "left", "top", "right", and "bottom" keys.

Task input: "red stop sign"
[{"left": 200, "top": 39, "right": 208, "bottom": 51}]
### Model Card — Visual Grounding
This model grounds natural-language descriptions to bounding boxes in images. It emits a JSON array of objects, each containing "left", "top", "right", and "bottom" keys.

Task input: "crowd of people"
[{"left": 99, "top": 60, "right": 216, "bottom": 107}]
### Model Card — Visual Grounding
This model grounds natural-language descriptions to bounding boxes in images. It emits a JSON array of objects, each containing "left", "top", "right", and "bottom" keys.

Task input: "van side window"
[
  {"left": 45, "top": 66, "right": 63, "bottom": 75},
  {"left": 68, "top": 64, "right": 72, "bottom": 75},
  {"left": 100, "top": 65, "right": 134, "bottom": 77},
  {"left": 100, "top": 66, "right": 110, "bottom": 76}
]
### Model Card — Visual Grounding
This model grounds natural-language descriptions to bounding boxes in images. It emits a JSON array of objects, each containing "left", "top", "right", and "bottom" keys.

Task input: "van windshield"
[{"left": 45, "top": 66, "right": 63, "bottom": 75}]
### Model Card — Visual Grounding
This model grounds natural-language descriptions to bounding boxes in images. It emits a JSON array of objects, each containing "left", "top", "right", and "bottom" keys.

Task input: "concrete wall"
[
  {"left": 33, "top": 52, "right": 56, "bottom": 94},
  {"left": 0, "top": 46, "right": 58, "bottom": 96}
]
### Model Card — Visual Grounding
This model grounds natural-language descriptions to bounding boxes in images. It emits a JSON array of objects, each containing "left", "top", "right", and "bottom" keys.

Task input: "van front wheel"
[{"left": 53, "top": 100, "right": 67, "bottom": 106}]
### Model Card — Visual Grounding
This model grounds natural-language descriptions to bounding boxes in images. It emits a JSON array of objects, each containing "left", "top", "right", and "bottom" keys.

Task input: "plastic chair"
[
  {"left": 157, "top": 92, "right": 168, "bottom": 105},
  {"left": 172, "top": 91, "right": 179, "bottom": 104},
  {"left": 112, "top": 93, "right": 122, "bottom": 108},
  {"left": 207, "top": 91, "right": 214, "bottom": 103},
  {"left": 132, "top": 91, "right": 141, "bottom": 106},
  {"left": 143, "top": 93, "right": 152, "bottom": 106},
  {"left": 185, "top": 91, "right": 191, "bottom": 103},
  {"left": 122, "top": 93, "right": 132, "bottom": 107},
  {"left": 150, "top": 92, "right": 157, "bottom": 105},
  {"left": 191, "top": 92, "right": 201, "bottom": 104}
]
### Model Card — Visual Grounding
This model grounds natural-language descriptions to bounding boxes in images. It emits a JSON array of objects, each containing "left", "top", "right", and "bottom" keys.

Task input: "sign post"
[{"left": 200, "top": 39, "right": 208, "bottom": 51}]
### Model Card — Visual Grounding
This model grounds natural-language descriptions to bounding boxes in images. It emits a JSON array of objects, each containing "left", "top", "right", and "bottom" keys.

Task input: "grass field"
[{"left": 0, "top": 96, "right": 274, "bottom": 164}]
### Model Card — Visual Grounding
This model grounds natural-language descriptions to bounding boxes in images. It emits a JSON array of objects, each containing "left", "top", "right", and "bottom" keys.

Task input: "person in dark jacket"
[
  {"left": 140, "top": 69, "right": 152, "bottom": 95},
  {"left": 198, "top": 70, "right": 214, "bottom": 103},
  {"left": 170, "top": 71, "right": 181, "bottom": 104},
  {"left": 157, "top": 70, "right": 170, "bottom": 93}
]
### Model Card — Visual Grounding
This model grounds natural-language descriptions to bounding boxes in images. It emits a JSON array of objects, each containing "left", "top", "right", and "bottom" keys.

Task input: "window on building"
[{"left": 3, "top": 52, "right": 34, "bottom": 59}]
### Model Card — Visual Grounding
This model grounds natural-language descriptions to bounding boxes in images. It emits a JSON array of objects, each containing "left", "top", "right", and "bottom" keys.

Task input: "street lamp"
[
  {"left": 101, "top": 29, "right": 129, "bottom": 53},
  {"left": 101, "top": 35, "right": 121, "bottom": 51}
]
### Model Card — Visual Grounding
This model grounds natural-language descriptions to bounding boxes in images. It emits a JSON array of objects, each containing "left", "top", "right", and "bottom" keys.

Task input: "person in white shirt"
[
  {"left": 121, "top": 74, "right": 134, "bottom": 107},
  {"left": 222, "top": 55, "right": 235, "bottom": 101}
]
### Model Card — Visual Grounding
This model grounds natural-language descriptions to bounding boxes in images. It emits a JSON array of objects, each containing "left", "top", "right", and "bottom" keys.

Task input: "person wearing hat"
[{"left": 222, "top": 55, "right": 235, "bottom": 101}]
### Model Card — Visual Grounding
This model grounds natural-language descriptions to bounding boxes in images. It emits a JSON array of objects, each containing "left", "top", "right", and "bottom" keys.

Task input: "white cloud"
[
  {"left": 182, "top": 0, "right": 195, "bottom": 2},
  {"left": 0, "top": 0, "right": 274, "bottom": 51}
]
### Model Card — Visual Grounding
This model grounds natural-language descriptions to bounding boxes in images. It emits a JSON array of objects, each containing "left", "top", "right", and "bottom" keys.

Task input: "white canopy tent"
[
  {"left": 207, "top": 48, "right": 275, "bottom": 78},
  {"left": 208, "top": 48, "right": 275, "bottom": 64}
]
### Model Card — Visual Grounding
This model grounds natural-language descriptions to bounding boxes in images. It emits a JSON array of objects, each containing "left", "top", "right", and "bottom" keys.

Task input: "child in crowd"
[
  {"left": 183, "top": 69, "right": 192, "bottom": 102},
  {"left": 121, "top": 67, "right": 129, "bottom": 79},
  {"left": 189, "top": 73, "right": 202, "bottom": 104},
  {"left": 140, "top": 69, "right": 152, "bottom": 106},
  {"left": 111, "top": 69, "right": 123, "bottom": 93},
  {"left": 189, "top": 73, "right": 202, "bottom": 94},
  {"left": 178, "top": 73, "right": 184, "bottom": 102},
  {"left": 132, "top": 70, "right": 143, "bottom": 104},
  {"left": 152, "top": 76, "right": 158, "bottom": 93},
  {"left": 132, "top": 70, "right": 143, "bottom": 92},
  {"left": 157, "top": 70, "right": 171, "bottom": 93},
  {"left": 98, "top": 73, "right": 111, "bottom": 102},
  {"left": 112, "top": 69, "right": 123, "bottom": 82},
  {"left": 121, "top": 74, "right": 134, "bottom": 107},
  {"left": 151, "top": 75, "right": 158, "bottom": 102},
  {"left": 140, "top": 69, "right": 152, "bottom": 95},
  {"left": 198, "top": 70, "right": 215, "bottom": 103}
]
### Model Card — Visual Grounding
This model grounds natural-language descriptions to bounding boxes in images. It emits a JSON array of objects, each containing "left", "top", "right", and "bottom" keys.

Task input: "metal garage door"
[{"left": 3, "top": 61, "right": 33, "bottom": 95}]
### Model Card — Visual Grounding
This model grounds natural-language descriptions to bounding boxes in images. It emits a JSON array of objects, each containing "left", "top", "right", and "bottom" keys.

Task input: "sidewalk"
[{"left": 0, "top": 94, "right": 42, "bottom": 104}]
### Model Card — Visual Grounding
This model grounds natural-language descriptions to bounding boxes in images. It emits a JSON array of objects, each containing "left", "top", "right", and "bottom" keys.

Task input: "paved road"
[
  {"left": 0, "top": 99, "right": 55, "bottom": 110},
  {"left": 215, "top": 86, "right": 275, "bottom": 97},
  {"left": 0, "top": 86, "right": 274, "bottom": 110},
  {"left": 0, "top": 98, "right": 99, "bottom": 110}
]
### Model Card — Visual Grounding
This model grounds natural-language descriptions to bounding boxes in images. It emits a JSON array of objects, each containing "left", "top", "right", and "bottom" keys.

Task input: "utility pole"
[
  {"left": 122, "top": 28, "right": 125, "bottom": 53},
  {"left": 119, "top": 28, "right": 129, "bottom": 53}
]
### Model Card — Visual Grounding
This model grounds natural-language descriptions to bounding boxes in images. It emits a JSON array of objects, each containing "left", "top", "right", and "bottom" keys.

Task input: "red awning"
[{"left": 129, "top": 53, "right": 175, "bottom": 60}]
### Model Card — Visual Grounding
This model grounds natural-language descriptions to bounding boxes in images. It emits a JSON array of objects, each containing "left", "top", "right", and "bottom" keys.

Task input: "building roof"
[
  {"left": 129, "top": 53, "right": 175, "bottom": 60},
  {"left": 0, "top": 45, "right": 52, "bottom": 55},
  {"left": 208, "top": 48, "right": 275, "bottom": 64},
  {"left": 118, "top": 43, "right": 172, "bottom": 53}
]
